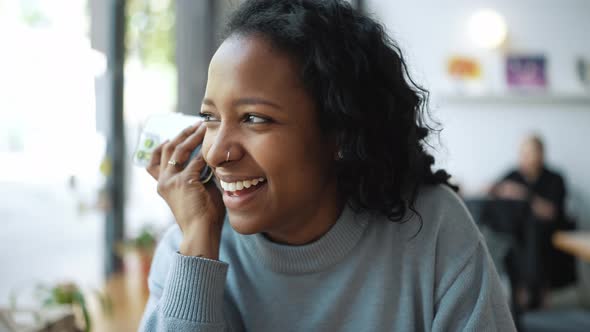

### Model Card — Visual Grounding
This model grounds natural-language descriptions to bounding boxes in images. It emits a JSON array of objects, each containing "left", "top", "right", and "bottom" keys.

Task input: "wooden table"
[
  {"left": 553, "top": 231, "right": 590, "bottom": 262},
  {"left": 88, "top": 271, "right": 150, "bottom": 332}
]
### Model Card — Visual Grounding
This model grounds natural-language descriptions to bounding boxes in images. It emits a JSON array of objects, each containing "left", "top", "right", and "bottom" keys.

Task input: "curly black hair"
[{"left": 223, "top": 0, "right": 455, "bottom": 222}]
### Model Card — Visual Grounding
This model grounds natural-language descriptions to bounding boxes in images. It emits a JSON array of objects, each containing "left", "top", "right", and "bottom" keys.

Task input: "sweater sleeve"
[
  {"left": 431, "top": 240, "right": 517, "bottom": 332},
  {"left": 138, "top": 225, "right": 233, "bottom": 332}
]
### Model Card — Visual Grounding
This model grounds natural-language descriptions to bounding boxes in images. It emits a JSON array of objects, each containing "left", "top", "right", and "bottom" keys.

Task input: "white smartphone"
[{"left": 133, "top": 113, "right": 213, "bottom": 183}]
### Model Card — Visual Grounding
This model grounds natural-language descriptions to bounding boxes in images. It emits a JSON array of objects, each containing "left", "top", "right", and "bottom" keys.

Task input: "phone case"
[{"left": 133, "top": 113, "right": 213, "bottom": 183}]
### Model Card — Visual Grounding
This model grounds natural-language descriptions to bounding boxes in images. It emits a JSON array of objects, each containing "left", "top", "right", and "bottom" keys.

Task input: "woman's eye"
[
  {"left": 199, "top": 112, "right": 219, "bottom": 122},
  {"left": 245, "top": 114, "right": 270, "bottom": 124}
]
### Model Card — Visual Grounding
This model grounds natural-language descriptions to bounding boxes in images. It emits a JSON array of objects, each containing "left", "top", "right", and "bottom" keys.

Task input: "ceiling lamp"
[{"left": 468, "top": 9, "right": 508, "bottom": 50}]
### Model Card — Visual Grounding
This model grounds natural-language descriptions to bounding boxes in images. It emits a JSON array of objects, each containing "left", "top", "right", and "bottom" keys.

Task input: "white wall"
[{"left": 366, "top": 0, "right": 590, "bottom": 225}]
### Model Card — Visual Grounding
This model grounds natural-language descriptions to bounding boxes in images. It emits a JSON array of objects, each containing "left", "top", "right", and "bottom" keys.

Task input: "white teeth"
[{"left": 220, "top": 178, "right": 266, "bottom": 192}]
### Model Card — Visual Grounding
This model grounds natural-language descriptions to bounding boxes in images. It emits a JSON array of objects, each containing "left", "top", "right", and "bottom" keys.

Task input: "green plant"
[
  {"left": 126, "top": 0, "right": 175, "bottom": 66},
  {"left": 9, "top": 281, "right": 112, "bottom": 332},
  {"left": 118, "top": 225, "right": 158, "bottom": 256},
  {"left": 132, "top": 227, "right": 157, "bottom": 251},
  {"left": 33, "top": 282, "right": 111, "bottom": 332}
]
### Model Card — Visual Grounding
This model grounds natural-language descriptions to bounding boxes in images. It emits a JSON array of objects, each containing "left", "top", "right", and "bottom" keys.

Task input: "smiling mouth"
[{"left": 219, "top": 177, "right": 266, "bottom": 196}]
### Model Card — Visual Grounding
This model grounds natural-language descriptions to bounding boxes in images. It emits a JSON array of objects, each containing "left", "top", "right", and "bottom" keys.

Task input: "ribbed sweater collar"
[{"left": 238, "top": 205, "right": 370, "bottom": 274}]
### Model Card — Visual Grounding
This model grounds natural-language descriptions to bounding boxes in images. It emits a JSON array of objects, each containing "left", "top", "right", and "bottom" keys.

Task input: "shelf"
[{"left": 440, "top": 94, "right": 590, "bottom": 106}]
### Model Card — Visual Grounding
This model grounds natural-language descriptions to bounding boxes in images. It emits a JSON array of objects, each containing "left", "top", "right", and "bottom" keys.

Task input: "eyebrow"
[{"left": 202, "top": 97, "right": 282, "bottom": 110}]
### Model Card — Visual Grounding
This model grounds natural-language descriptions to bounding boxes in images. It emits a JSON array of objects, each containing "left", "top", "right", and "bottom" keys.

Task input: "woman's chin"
[{"left": 227, "top": 213, "right": 269, "bottom": 235}]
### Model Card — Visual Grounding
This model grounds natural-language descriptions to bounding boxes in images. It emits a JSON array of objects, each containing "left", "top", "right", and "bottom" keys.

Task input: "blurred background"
[{"left": 0, "top": 0, "right": 588, "bottom": 331}]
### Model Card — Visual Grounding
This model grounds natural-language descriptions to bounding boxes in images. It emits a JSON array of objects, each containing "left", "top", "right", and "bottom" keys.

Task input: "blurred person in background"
[
  {"left": 492, "top": 134, "right": 575, "bottom": 311},
  {"left": 138, "top": 0, "right": 516, "bottom": 331}
]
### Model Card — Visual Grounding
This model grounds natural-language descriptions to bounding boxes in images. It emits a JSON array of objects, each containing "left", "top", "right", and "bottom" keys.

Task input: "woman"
[{"left": 140, "top": 0, "right": 515, "bottom": 331}]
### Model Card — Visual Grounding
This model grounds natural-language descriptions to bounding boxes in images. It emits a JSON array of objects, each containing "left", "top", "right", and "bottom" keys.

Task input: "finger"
[
  {"left": 170, "top": 124, "right": 207, "bottom": 167},
  {"left": 183, "top": 153, "right": 208, "bottom": 181},
  {"left": 186, "top": 152, "right": 207, "bottom": 171},
  {"left": 186, "top": 154, "right": 217, "bottom": 188},
  {"left": 161, "top": 123, "right": 201, "bottom": 164},
  {"left": 147, "top": 140, "right": 167, "bottom": 180}
]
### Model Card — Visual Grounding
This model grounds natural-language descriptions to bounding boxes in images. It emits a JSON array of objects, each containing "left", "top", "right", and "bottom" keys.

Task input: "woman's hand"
[{"left": 147, "top": 123, "right": 225, "bottom": 259}]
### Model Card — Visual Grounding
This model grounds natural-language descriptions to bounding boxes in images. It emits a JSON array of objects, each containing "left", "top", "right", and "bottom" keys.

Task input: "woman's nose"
[{"left": 205, "top": 125, "right": 243, "bottom": 168}]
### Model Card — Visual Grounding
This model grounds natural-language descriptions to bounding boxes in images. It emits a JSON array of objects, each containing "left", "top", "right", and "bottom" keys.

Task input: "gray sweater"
[{"left": 139, "top": 185, "right": 516, "bottom": 331}]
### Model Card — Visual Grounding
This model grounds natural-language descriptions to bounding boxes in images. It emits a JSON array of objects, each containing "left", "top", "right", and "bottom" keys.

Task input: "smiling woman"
[{"left": 139, "top": 1, "right": 516, "bottom": 331}]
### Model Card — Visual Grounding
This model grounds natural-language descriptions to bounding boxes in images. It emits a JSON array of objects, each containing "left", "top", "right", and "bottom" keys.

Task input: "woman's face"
[{"left": 201, "top": 35, "right": 339, "bottom": 240}]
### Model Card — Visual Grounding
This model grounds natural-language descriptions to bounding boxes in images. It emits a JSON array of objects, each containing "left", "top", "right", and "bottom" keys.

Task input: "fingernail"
[{"left": 188, "top": 178, "right": 196, "bottom": 185}]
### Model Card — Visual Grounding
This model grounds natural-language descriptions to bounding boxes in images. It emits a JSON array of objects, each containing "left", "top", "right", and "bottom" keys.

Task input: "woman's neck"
[{"left": 263, "top": 179, "right": 344, "bottom": 246}]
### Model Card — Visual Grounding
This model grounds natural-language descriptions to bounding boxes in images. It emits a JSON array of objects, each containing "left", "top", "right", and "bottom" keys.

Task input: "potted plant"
[
  {"left": 118, "top": 225, "right": 159, "bottom": 288},
  {"left": 7, "top": 282, "right": 111, "bottom": 332},
  {"left": 40, "top": 283, "right": 90, "bottom": 332}
]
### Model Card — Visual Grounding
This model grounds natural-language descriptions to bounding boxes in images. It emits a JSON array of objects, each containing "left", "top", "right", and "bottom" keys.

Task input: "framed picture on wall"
[{"left": 505, "top": 54, "right": 547, "bottom": 90}]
